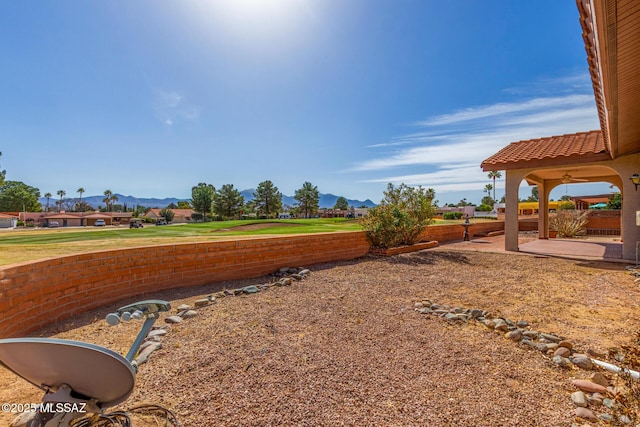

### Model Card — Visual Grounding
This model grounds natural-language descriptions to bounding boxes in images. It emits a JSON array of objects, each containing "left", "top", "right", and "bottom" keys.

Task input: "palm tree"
[
  {"left": 56, "top": 190, "right": 66, "bottom": 212},
  {"left": 44, "top": 192, "right": 52, "bottom": 212},
  {"left": 77, "top": 187, "right": 85, "bottom": 210},
  {"left": 487, "top": 171, "right": 502, "bottom": 206},
  {"left": 483, "top": 184, "right": 493, "bottom": 203},
  {"left": 103, "top": 189, "right": 113, "bottom": 212}
]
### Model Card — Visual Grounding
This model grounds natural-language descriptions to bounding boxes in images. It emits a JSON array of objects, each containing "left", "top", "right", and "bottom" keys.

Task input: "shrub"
[
  {"left": 549, "top": 210, "right": 588, "bottom": 238},
  {"left": 159, "top": 208, "right": 175, "bottom": 223},
  {"left": 557, "top": 201, "right": 575, "bottom": 210},
  {"left": 476, "top": 204, "right": 493, "bottom": 212},
  {"left": 359, "top": 183, "right": 435, "bottom": 248},
  {"left": 443, "top": 212, "right": 463, "bottom": 220}
]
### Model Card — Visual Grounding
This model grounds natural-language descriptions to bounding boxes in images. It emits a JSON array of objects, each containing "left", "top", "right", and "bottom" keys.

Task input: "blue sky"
[{"left": 1, "top": 0, "right": 608, "bottom": 205}]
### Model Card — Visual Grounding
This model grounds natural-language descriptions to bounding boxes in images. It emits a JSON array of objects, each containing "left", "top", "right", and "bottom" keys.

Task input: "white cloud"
[
  {"left": 154, "top": 90, "right": 200, "bottom": 126},
  {"left": 348, "top": 73, "right": 600, "bottom": 197}
]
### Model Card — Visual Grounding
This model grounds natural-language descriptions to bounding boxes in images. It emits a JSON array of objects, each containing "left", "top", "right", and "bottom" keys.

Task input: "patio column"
[
  {"left": 537, "top": 182, "right": 550, "bottom": 239},
  {"left": 616, "top": 154, "right": 640, "bottom": 260},
  {"left": 505, "top": 170, "right": 526, "bottom": 252}
]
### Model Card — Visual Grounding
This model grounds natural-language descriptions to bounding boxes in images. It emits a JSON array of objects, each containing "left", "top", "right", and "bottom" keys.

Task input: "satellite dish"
[{"left": 0, "top": 338, "right": 135, "bottom": 409}]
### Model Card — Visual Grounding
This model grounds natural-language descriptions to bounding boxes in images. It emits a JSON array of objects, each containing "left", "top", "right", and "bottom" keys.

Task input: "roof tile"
[{"left": 481, "top": 130, "right": 609, "bottom": 170}]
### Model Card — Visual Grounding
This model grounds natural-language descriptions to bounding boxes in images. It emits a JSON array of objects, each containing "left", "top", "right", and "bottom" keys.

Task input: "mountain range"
[{"left": 44, "top": 190, "right": 377, "bottom": 210}]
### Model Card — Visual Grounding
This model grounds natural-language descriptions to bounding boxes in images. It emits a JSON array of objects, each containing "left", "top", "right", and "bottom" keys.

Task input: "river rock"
[
  {"left": 558, "top": 340, "right": 573, "bottom": 350},
  {"left": 194, "top": 298, "right": 210, "bottom": 307},
  {"left": 571, "top": 354, "right": 593, "bottom": 370},
  {"left": 493, "top": 319, "right": 508, "bottom": 332},
  {"left": 572, "top": 379, "right": 608, "bottom": 394},
  {"left": 165, "top": 315, "right": 183, "bottom": 324},
  {"left": 589, "top": 372, "right": 609, "bottom": 388},
  {"left": 571, "top": 391, "right": 587, "bottom": 407},
  {"left": 575, "top": 407, "right": 597, "bottom": 421},
  {"left": 554, "top": 347, "right": 571, "bottom": 358},
  {"left": 506, "top": 329, "right": 523, "bottom": 342}
]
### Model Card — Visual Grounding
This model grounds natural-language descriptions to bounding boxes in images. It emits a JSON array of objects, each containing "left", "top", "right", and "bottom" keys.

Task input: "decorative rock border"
[
  {"left": 131, "top": 267, "right": 312, "bottom": 367},
  {"left": 414, "top": 299, "right": 636, "bottom": 425}
]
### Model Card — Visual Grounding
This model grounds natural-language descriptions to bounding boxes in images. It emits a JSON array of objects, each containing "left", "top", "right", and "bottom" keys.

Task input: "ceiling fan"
[{"left": 560, "top": 172, "right": 589, "bottom": 184}]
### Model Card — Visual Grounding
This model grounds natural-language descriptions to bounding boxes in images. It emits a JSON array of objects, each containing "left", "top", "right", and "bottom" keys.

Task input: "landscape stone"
[
  {"left": 242, "top": 286, "right": 260, "bottom": 294},
  {"left": 523, "top": 330, "right": 539, "bottom": 339},
  {"left": 506, "top": 330, "right": 522, "bottom": 342},
  {"left": 558, "top": 340, "right": 573, "bottom": 350},
  {"left": 516, "top": 320, "right": 529, "bottom": 328},
  {"left": 570, "top": 354, "right": 593, "bottom": 370},
  {"left": 299, "top": 269, "right": 310, "bottom": 276},
  {"left": 554, "top": 347, "right": 571, "bottom": 358},
  {"left": 194, "top": 299, "right": 210, "bottom": 307},
  {"left": 540, "top": 333, "right": 562, "bottom": 343},
  {"left": 483, "top": 319, "right": 496, "bottom": 329},
  {"left": 571, "top": 391, "right": 587, "bottom": 407},
  {"left": 177, "top": 304, "right": 191, "bottom": 311},
  {"left": 572, "top": 379, "right": 608, "bottom": 394},
  {"left": 493, "top": 319, "right": 508, "bottom": 332},
  {"left": 165, "top": 315, "right": 183, "bottom": 324},
  {"left": 589, "top": 372, "right": 609, "bottom": 388},
  {"left": 469, "top": 309, "right": 483, "bottom": 319},
  {"left": 148, "top": 329, "right": 167, "bottom": 337},
  {"left": 552, "top": 355, "right": 571, "bottom": 368},
  {"left": 575, "top": 407, "right": 597, "bottom": 421},
  {"left": 183, "top": 310, "right": 198, "bottom": 318}
]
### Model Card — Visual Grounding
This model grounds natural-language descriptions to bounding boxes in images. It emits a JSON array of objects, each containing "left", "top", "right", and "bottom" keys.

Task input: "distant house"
[
  {"left": 0, "top": 213, "right": 18, "bottom": 228},
  {"left": 144, "top": 208, "right": 195, "bottom": 223},
  {"left": 14, "top": 211, "right": 129, "bottom": 227}
]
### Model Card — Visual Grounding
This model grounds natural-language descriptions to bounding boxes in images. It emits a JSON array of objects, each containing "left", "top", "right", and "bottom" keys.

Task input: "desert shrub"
[
  {"left": 443, "top": 212, "right": 463, "bottom": 220},
  {"left": 549, "top": 210, "right": 588, "bottom": 238},
  {"left": 476, "top": 204, "right": 493, "bottom": 212},
  {"left": 359, "top": 183, "right": 435, "bottom": 248}
]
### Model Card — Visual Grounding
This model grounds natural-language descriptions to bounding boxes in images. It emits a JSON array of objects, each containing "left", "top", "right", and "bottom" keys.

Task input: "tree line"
[{"left": 191, "top": 180, "right": 338, "bottom": 221}]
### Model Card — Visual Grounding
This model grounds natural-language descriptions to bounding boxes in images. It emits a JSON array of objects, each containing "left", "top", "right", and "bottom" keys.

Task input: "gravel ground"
[{"left": 2, "top": 248, "right": 639, "bottom": 426}]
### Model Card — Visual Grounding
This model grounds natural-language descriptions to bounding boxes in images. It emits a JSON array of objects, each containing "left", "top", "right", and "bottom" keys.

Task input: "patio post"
[{"left": 505, "top": 170, "right": 526, "bottom": 252}]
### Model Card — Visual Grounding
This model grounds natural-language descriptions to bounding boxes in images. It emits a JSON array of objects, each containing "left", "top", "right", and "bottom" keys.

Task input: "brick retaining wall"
[{"left": 0, "top": 232, "right": 370, "bottom": 338}]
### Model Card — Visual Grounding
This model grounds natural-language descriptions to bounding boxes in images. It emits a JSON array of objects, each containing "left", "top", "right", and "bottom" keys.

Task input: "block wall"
[{"left": 0, "top": 232, "right": 371, "bottom": 338}]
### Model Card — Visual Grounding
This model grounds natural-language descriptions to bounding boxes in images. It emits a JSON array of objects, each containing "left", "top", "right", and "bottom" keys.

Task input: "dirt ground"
[{"left": 1, "top": 245, "right": 639, "bottom": 426}]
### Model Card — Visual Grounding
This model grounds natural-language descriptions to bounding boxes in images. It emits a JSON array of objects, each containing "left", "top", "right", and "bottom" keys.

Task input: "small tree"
[
  {"left": 214, "top": 184, "right": 244, "bottom": 219},
  {"left": 177, "top": 201, "right": 192, "bottom": 209},
  {"left": 159, "top": 208, "right": 175, "bottom": 223},
  {"left": 56, "top": 189, "right": 66, "bottom": 212},
  {"left": 607, "top": 192, "right": 622, "bottom": 209},
  {"left": 0, "top": 181, "right": 42, "bottom": 212},
  {"left": 334, "top": 196, "right": 349, "bottom": 210},
  {"left": 359, "top": 183, "right": 435, "bottom": 248},
  {"left": 294, "top": 181, "right": 319, "bottom": 218},
  {"left": 191, "top": 183, "right": 215, "bottom": 222},
  {"left": 253, "top": 180, "right": 282, "bottom": 218}
]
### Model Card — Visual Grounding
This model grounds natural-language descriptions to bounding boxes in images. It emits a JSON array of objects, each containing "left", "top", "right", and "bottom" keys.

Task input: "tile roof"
[{"left": 481, "top": 130, "right": 611, "bottom": 171}]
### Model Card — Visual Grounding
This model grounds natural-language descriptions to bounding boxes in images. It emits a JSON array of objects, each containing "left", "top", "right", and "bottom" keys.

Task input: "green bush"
[
  {"left": 549, "top": 210, "right": 588, "bottom": 238},
  {"left": 442, "top": 212, "right": 463, "bottom": 220},
  {"left": 359, "top": 183, "right": 435, "bottom": 249},
  {"left": 476, "top": 204, "right": 493, "bottom": 212},
  {"left": 557, "top": 201, "right": 575, "bottom": 210}
]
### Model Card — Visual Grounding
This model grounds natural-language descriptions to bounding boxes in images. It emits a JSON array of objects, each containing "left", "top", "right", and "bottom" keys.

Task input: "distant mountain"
[
  {"left": 240, "top": 189, "right": 376, "bottom": 209},
  {"left": 40, "top": 191, "right": 376, "bottom": 210}
]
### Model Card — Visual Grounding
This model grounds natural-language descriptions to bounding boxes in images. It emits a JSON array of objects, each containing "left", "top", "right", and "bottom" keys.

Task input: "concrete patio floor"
[{"left": 439, "top": 233, "right": 634, "bottom": 264}]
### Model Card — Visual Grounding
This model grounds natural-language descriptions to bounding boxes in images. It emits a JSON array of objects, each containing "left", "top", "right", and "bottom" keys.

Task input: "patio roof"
[
  {"left": 481, "top": 130, "right": 610, "bottom": 171},
  {"left": 578, "top": 0, "right": 640, "bottom": 158}
]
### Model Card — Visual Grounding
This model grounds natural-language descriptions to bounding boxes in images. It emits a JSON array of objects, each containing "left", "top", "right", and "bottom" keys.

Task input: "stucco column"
[
  {"left": 537, "top": 182, "right": 550, "bottom": 239},
  {"left": 615, "top": 155, "right": 640, "bottom": 260},
  {"left": 505, "top": 170, "right": 526, "bottom": 252}
]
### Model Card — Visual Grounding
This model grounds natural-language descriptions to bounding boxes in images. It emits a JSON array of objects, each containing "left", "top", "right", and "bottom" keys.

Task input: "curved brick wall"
[{"left": 0, "top": 232, "right": 371, "bottom": 338}]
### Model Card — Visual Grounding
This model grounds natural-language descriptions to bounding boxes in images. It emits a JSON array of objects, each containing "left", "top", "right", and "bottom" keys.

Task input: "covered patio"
[{"left": 481, "top": 0, "right": 640, "bottom": 261}]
